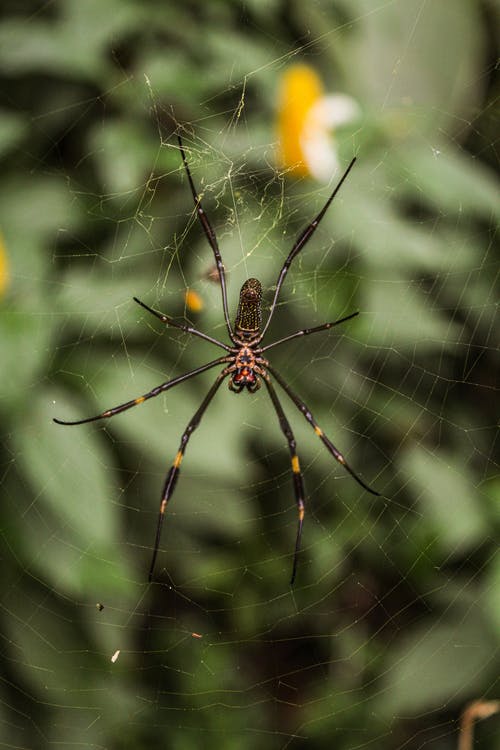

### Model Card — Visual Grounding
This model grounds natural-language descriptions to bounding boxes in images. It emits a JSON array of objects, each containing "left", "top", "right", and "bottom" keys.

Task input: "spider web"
[{"left": 0, "top": 1, "right": 498, "bottom": 749}]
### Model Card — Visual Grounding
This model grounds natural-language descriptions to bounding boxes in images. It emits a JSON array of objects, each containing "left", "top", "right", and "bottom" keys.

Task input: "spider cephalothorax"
[
  {"left": 228, "top": 342, "right": 265, "bottom": 394},
  {"left": 54, "top": 134, "right": 380, "bottom": 585}
]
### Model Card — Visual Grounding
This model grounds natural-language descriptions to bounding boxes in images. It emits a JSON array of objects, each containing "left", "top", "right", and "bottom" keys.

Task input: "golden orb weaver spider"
[{"left": 54, "top": 135, "right": 380, "bottom": 584}]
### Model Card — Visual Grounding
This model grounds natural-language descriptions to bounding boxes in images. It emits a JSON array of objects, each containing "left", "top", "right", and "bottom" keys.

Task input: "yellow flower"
[
  {"left": 277, "top": 64, "right": 360, "bottom": 182},
  {"left": 184, "top": 288, "right": 203, "bottom": 313},
  {"left": 0, "top": 232, "right": 9, "bottom": 297}
]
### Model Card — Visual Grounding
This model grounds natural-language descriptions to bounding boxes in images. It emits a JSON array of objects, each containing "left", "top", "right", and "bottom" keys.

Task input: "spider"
[{"left": 54, "top": 135, "right": 380, "bottom": 585}]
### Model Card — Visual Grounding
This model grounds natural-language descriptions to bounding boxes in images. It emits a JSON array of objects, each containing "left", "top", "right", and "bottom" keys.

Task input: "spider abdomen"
[{"left": 234, "top": 278, "right": 262, "bottom": 341}]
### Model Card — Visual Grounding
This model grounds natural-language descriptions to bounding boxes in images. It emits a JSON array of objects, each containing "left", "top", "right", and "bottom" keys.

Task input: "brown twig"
[{"left": 458, "top": 699, "right": 499, "bottom": 750}]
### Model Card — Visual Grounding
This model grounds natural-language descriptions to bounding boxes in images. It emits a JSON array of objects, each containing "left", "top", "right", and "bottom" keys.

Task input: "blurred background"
[{"left": 0, "top": 1, "right": 498, "bottom": 748}]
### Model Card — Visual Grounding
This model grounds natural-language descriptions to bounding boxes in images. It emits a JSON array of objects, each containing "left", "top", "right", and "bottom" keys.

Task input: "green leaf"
[
  {"left": 400, "top": 445, "right": 488, "bottom": 556},
  {"left": 397, "top": 144, "right": 500, "bottom": 219},
  {"left": 327, "top": 164, "right": 475, "bottom": 274},
  {"left": 0, "top": 176, "right": 83, "bottom": 244},
  {"left": 0, "top": 110, "right": 29, "bottom": 158},
  {"left": 15, "top": 391, "right": 122, "bottom": 579},
  {"left": 88, "top": 119, "right": 163, "bottom": 195},
  {"left": 0, "top": 2, "right": 142, "bottom": 80},
  {"left": 482, "top": 548, "right": 500, "bottom": 635},
  {"left": 0, "top": 20, "right": 103, "bottom": 79},
  {"left": 378, "top": 603, "right": 496, "bottom": 715},
  {"left": 346, "top": 0, "right": 484, "bottom": 133},
  {"left": 0, "top": 310, "right": 54, "bottom": 411},
  {"left": 362, "top": 278, "right": 463, "bottom": 349}
]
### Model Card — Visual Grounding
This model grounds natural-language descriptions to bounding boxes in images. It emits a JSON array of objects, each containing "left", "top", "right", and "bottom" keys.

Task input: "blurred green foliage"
[{"left": 0, "top": 1, "right": 498, "bottom": 748}]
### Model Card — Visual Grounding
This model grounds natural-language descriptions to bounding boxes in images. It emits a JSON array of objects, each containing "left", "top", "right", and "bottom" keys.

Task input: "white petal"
[
  {"left": 301, "top": 130, "right": 340, "bottom": 183},
  {"left": 310, "top": 94, "right": 361, "bottom": 128}
]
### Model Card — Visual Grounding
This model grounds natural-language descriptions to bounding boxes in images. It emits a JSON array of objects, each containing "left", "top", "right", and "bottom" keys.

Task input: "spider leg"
[
  {"left": 133, "top": 297, "right": 232, "bottom": 351},
  {"left": 148, "top": 368, "right": 229, "bottom": 581},
  {"left": 53, "top": 357, "right": 229, "bottom": 426},
  {"left": 263, "top": 375, "right": 306, "bottom": 585},
  {"left": 266, "top": 364, "right": 380, "bottom": 496},
  {"left": 261, "top": 157, "right": 356, "bottom": 339},
  {"left": 177, "top": 135, "right": 233, "bottom": 339},
  {"left": 261, "top": 312, "right": 359, "bottom": 352}
]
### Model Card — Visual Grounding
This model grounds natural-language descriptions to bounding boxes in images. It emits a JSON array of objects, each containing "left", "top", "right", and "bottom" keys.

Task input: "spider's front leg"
[
  {"left": 262, "top": 374, "right": 306, "bottom": 585},
  {"left": 53, "top": 357, "right": 229, "bottom": 426},
  {"left": 148, "top": 367, "right": 231, "bottom": 581},
  {"left": 267, "top": 363, "right": 380, "bottom": 496}
]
